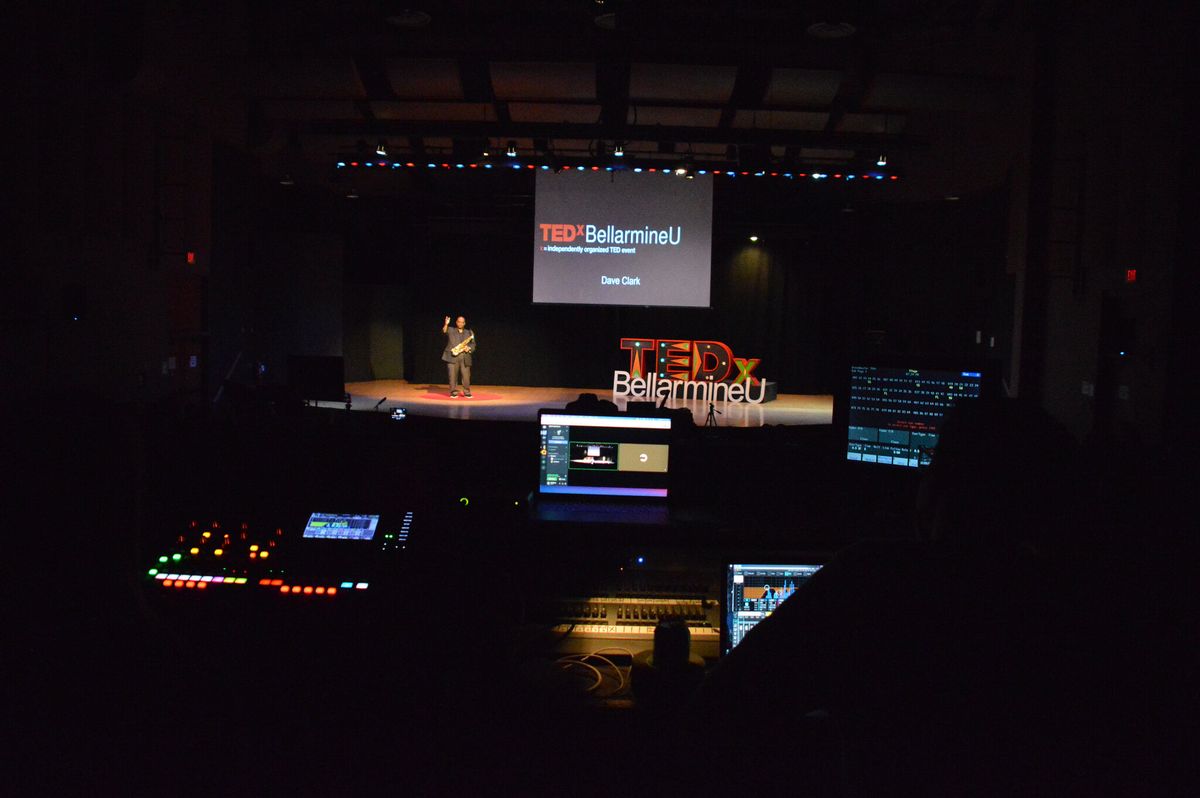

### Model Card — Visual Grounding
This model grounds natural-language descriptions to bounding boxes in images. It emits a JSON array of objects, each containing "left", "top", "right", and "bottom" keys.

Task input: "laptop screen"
[
  {"left": 724, "top": 562, "right": 823, "bottom": 655},
  {"left": 538, "top": 412, "right": 671, "bottom": 498}
]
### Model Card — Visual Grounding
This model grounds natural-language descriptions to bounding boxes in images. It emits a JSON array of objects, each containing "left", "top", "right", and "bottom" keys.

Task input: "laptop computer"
[{"left": 530, "top": 410, "right": 673, "bottom": 525}]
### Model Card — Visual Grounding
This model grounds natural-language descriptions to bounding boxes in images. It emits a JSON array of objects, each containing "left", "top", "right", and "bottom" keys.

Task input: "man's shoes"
[
  {"left": 463, "top": 391, "right": 472, "bottom": 398},
  {"left": 450, "top": 391, "right": 459, "bottom": 398}
]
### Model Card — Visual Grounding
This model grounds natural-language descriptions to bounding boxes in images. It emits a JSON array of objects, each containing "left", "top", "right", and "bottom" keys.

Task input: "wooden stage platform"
[{"left": 345, "top": 380, "right": 832, "bottom": 427}]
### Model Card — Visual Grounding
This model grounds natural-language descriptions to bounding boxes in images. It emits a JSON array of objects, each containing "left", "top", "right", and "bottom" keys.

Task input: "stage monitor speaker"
[{"left": 287, "top": 355, "right": 345, "bottom": 402}]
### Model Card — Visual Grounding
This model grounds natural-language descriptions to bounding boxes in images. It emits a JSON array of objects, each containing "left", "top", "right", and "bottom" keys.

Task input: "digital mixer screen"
[
  {"left": 846, "top": 365, "right": 983, "bottom": 468},
  {"left": 725, "top": 563, "right": 823, "bottom": 654},
  {"left": 538, "top": 412, "right": 671, "bottom": 497},
  {"left": 302, "top": 513, "right": 380, "bottom": 540}
]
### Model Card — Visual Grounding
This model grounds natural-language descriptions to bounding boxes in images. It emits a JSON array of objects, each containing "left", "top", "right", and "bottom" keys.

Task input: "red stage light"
[
  {"left": 185, "top": 581, "right": 196, "bottom": 589},
  {"left": 350, "top": 162, "right": 358, "bottom": 167},
  {"left": 280, "top": 585, "right": 290, "bottom": 593},
  {"left": 197, "top": 582, "right": 208, "bottom": 589},
  {"left": 163, "top": 579, "right": 173, "bottom": 587},
  {"left": 890, "top": 175, "right": 899, "bottom": 180},
  {"left": 327, "top": 588, "right": 337, "bottom": 596},
  {"left": 315, "top": 587, "right": 326, "bottom": 594},
  {"left": 1125, "top": 269, "right": 1137, "bottom": 283},
  {"left": 303, "top": 586, "right": 314, "bottom": 594},
  {"left": 406, "top": 162, "right": 415, "bottom": 167},
  {"left": 270, "top": 579, "right": 283, "bottom": 586},
  {"left": 259, "top": 578, "right": 270, "bottom": 586}
]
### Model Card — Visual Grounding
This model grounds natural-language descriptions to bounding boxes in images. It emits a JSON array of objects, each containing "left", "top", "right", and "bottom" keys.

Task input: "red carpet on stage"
[{"left": 419, "top": 392, "right": 505, "bottom": 401}]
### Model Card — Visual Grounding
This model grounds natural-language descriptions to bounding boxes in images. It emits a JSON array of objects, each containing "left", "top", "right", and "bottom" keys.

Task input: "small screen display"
[
  {"left": 846, "top": 366, "right": 983, "bottom": 468},
  {"left": 538, "top": 413, "right": 671, "bottom": 497},
  {"left": 302, "top": 513, "right": 380, "bottom": 541},
  {"left": 725, "top": 563, "right": 823, "bottom": 654}
]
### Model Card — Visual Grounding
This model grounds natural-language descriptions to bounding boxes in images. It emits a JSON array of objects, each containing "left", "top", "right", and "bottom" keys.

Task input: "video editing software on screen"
[
  {"left": 846, "top": 366, "right": 983, "bottom": 468},
  {"left": 538, "top": 413, "right": 671, "bottom": 497}
]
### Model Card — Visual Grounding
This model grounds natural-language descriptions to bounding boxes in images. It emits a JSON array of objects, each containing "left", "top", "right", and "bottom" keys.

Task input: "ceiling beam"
[{"left": 719, "top": 63, "right": 773, "bottom": 128}]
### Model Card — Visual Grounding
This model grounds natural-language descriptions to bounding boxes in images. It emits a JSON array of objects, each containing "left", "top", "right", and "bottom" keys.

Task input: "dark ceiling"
[{"left": 232, "top": 0, "right": 1029, "bottom": 181}]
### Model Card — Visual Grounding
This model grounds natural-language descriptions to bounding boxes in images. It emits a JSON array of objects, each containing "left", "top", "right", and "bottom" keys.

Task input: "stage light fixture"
[
  {"left": 673, "top": 157, "right": 695, "bottom": 179},
  {"left": 876, "top": 153, "right": 887, "bottom": 166},
  {"left": 506, "top": 141, "right": 517, "bottom": 157},
  {"left": 749, "top": 235, "right": 759, "bottom": 242},
  {"left": 376, "top": 140, "right": 388, "bottom": 156},
  {"left": 613, "top": 142, "right": 624, "bottom": 157}
]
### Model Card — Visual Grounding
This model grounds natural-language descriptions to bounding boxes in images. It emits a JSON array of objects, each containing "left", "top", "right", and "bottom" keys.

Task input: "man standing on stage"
[{"left": 441, "top": 315, "right": 476, "bottom": 398}]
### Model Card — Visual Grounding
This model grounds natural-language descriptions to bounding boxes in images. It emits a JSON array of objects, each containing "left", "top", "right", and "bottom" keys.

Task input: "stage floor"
[{"left": 345, "top": 380, "right": 832, "bottom": 427}]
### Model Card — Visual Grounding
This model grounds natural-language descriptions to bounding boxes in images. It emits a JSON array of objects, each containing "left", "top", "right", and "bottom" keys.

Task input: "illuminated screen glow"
[
  {"left": 302, "top": 513, "right": 380, "bottom": 540},
  {"left": 538, "top": 413, "right": 671, "bottom": 498},
  {"left": 846, "top": 366, "right": 983, "bottom": 468},
  {"left": 725, "top": 563, "right": 823, "bottom": 654}
]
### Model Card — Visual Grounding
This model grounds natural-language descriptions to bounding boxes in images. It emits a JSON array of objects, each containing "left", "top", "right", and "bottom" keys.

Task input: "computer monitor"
[
  {"left": 538, "top": 412, "right": 671, "bottom": 498},
  {"left": 724, "top": 562, "right": 824, "bottom": 655},
  {"left": 844, "top": 364, "right": 984, "bottom": 468}
]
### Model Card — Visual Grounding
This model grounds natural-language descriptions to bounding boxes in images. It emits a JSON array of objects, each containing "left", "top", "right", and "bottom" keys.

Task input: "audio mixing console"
[
  {"left": 546, "top": 595, "right": 721, "bottom": 658},
  {"left": 143, "top": 511, "right": 412, "bottom": 597}
]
